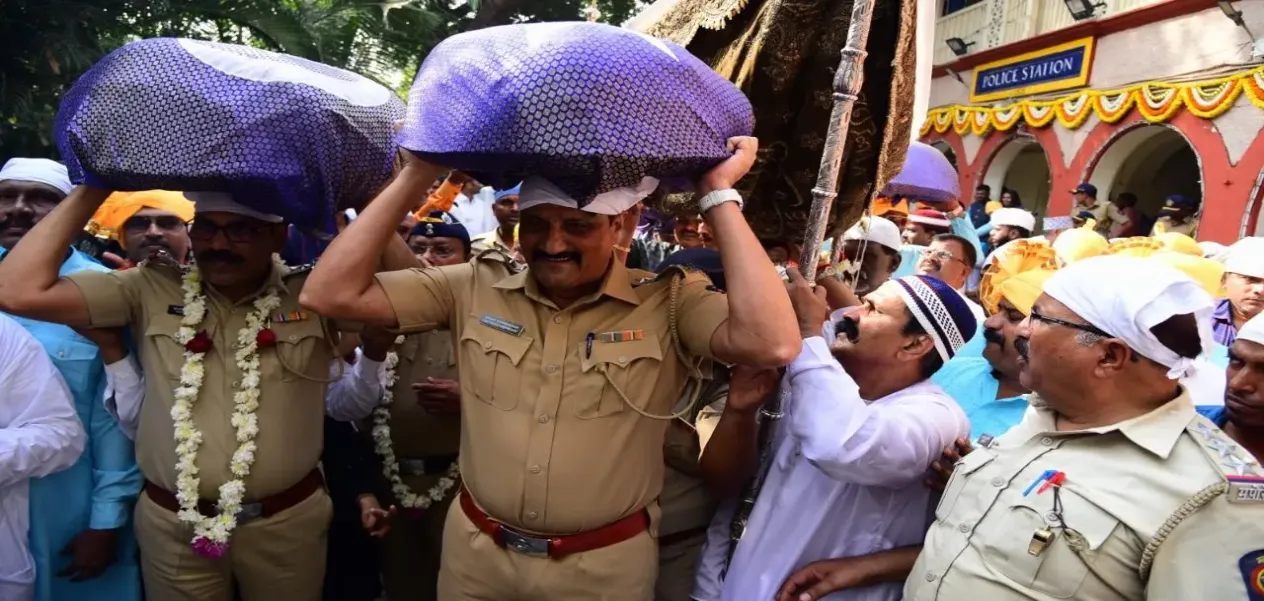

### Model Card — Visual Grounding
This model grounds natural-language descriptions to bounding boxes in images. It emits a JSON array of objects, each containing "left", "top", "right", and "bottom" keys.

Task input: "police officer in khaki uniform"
[
  {"left": 300, "top": 142, "right": 800, "bottom": 601},
  {"left": 905, "top": 256, "right": 1264, "bottom": 601},
  {"left": 377, "top": 211, "right": 512, "bottom": 600},
  {"left": 0, "top": 189, "right": 346, "bottom": 601}
]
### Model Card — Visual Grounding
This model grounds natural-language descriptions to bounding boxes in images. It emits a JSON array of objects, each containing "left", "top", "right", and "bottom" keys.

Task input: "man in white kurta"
[
  {"left": 0, "top": 313, "right": 86, "bottom": 601},
  {"left": 693, "top": 274, "right": 978, "bottom": 601}
]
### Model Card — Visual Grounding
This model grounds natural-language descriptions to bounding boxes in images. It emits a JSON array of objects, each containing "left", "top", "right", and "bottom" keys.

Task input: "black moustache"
[
  {"left": 197, "top": 251, "right": 245, "bottom": 265},
  {"left": 839, "top": 317, "right": 860, "bottom": 343},
  {"left": 982, "top": 328, "right": 1005, "bottom": 348},
  {"left": 532, "top": 251, "right": 580, "bottom": 263},
  {"left": 1015, "top": 337, "right": 1030, "bottom": 360}
]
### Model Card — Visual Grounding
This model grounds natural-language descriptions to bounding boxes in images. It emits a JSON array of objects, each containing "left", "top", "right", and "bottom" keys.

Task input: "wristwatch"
[{"left": 698, "top": 189, "right": 743, "bottom": 214}]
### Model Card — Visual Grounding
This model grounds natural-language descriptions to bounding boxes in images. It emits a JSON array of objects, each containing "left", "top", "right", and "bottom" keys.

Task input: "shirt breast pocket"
[
  {"left": 935, "top": 449, "right": 994, "bottom": 521},
  {"left": 574, "top": 335, "right": 663, "bottom": 419},
  {"left": 144, "top": 314, "right": 190, "bottom": 382},
  {"left": 978, "top": 488, "right": 1120, "bottom": 597},
  {"left": 49, "top": 334, "right": 102, "bottom": 396},
  {"left": 263, "top": 320, "right": 330, "bottom": 383},
  {"left": 459, "top": 323, "right": 533, "bottom": 411}
]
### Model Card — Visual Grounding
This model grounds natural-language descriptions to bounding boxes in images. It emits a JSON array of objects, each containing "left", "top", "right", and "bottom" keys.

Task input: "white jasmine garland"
[
  {"left": 171, "top": 267, "right": 281, "bottom": 558},
  {"left": 370, "top": 337, "right": 461, "bottom": 509}
]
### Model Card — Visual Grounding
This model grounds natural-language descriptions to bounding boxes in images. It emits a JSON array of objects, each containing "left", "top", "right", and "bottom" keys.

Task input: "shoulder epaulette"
[
  {"left": 472, "top": 247, "right": 524, "bottom": 274},
  {"left": 633, "top": 264, "right": 714, "bottom": 288},
  {"left": 1188, "top": 417, "right": 1264, "bottom": 478}
]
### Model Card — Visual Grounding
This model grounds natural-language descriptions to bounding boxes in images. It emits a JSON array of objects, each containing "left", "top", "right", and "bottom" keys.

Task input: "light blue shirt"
[
  {"left": 932, "top": 356, "right": 1029, "bottom": 441},
  {"left": 894, "top": 215, "right": 985, "bottom": 279},
  {"left": 0, "top": 246, "right": 141, "bottom": 601}
]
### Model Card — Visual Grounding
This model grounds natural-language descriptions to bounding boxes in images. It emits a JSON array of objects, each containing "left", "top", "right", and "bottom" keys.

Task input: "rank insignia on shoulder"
[
  {"left": 167, "top": 304, "right": 185, "bottom": 316},
  {"left": 1238, "top": 549, "right": 1264, "bottom": 600},
  {"left": 479, "top": 314, "right": 525, "bottom": 337},
  {"left": 597, "top": 330, "right": 644, "bottom": 343},
  {"left": 1228, "top": 475, "right": 1264, "bottom": 504},
  {"left": 273, "top": 311, "right": 308, "bottom": 323}
]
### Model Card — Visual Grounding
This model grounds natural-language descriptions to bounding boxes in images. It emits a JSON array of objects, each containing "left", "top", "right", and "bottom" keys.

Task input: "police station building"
[{"left": 921, "top": 0, "right": 1264, "bottom": 242}]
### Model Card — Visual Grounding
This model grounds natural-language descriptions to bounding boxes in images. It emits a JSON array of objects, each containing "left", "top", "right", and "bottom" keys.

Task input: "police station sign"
[{"left": 969, "top": 38, "right": 1095, "bottom": 103}]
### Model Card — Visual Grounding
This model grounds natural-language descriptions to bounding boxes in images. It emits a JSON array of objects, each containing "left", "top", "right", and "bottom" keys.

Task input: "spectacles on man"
[
  {"left": 123, "top": 216, "right": 187, "bottom": 234},
  {"left": 409, "top": 242, "right": 461, "bottom": 260},
  {"left": 1029, "top": 306, "right": 1111, "bottom": 338},
  {"left": 188, "top": 220, "right": 270, "bottom": 244},
  {"left": 925, "top": 249, "right": 967, "bottom": 266}
]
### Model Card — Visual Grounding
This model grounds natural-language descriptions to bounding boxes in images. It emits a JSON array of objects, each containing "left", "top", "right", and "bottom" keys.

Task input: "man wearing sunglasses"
[
  {"left": 0, "top": 185, "right": 380, "bottom": 600},
  {"left": 91, "top": 190, "right": 194, "bottom": 269},
  {"left": 0, "top": 158, "right": 142, "bottom": 601}
]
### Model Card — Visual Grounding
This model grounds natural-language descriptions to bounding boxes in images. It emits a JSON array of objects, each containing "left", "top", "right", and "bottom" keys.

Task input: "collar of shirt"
[
  {"left": 494, "top": 257, "right": 641, "bottom": 309},
  {"left": 1009, "top": 388, "right": 1194, "bottom": 459},
  {"left": 1213, "top": 297, "right": 1233, "bottom": 324},
  {"left": 473, "top": 228, "right": 512, "bottom": 251}
]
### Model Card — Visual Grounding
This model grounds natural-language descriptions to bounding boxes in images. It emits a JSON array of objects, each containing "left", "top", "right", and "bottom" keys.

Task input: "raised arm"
[
  {"left": 300, "top": 156, "right": 444, "bottom": 326},
  {"left": 0, "top": 186, "right": 110, "bottom": 326},
  {"left": 788, "top": 337, "right": 966, "bottom": 487},
  {"left": 699, "top": 138, "right": 800, "bottom": 367}
]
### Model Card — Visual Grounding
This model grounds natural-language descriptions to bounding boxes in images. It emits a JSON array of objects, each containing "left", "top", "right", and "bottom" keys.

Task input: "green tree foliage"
[{"left": 1, "top": 0, "right": 642, "bottom": 159}]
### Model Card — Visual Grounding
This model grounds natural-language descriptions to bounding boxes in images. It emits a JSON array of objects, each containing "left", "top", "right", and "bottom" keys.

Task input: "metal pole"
[{"left": 796, "top": 0, "right": 878, "bottom": 279}]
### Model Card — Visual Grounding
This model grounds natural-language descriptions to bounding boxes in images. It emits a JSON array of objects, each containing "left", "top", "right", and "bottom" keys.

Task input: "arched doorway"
[
  {"left": 1086, "top": 124, "right": 1202, "bottom": 227},
  {"left": 981, "top": 136, "right": 1053, "bottom": 228},
  {"left": 930, "top": 140, "right": 958, "bottom": 172}
]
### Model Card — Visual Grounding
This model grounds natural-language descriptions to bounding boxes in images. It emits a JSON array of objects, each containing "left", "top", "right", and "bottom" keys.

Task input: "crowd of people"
[{"left": 0, "top": 131, "right": 1262, "bottom": 601}]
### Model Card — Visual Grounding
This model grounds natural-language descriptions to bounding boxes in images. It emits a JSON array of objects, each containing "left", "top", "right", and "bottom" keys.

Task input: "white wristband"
[{"left": 698, "top": 189, "right": 743, "bottom": 214}]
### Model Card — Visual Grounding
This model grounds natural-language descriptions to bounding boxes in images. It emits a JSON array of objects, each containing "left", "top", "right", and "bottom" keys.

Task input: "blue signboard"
[{"left": 970, "top": 38, "right": 1095, "bottom": 103}]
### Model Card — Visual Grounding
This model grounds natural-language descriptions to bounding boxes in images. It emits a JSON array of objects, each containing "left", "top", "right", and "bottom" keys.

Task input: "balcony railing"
[{"left": 934, "top": 0, "right": 1166, "bottom": 66}]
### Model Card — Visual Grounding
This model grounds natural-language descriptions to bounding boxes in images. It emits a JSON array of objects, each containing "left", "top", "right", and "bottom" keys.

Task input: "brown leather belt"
[
  {"left": 144, "top": 469, "right": 324, "bottom": 523},
  {"left": 458, "top": 488, "right": 648, "bottom": 559},
  {"left": 657, "top": 525, "right": 709, "bottom": 547}
]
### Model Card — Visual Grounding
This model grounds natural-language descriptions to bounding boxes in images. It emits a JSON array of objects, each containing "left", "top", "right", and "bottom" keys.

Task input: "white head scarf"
[
  {"left": 842, "top": 216, "right": 901, "bottom": 251},
  {"left": 185, "top": 191, "right": 284, "bottom": 223},
  {"left": 1043, "top": 255, "right": 1214, "bottom": 380},
  {"left": 518, "top": 176, "right": 658, "bottom": 215},
  {"left": 1238, "top": 313, "right": 1264, "bottom": 346},
  {"left": 0, "top": 158, "right": 72, "bottom": 195},
  {"left": 1223, "top": 237, "right": 1264, "bottom": 278}
]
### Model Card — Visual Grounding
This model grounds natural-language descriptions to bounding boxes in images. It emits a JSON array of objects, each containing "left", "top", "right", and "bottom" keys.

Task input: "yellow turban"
[
  {"left": 1150, "top": 251, "right": 1225, "bottom": 297},
  {"left": 979, "top": 239, "right": 1056, "bottom": 315},
  {"left": 1051, "top": 228, "right": 1108, "bottom": 266},
  {"left": 1153, "top": 231, "right": 1201, "bottom": 256},
  {"left": 997, "top": 269, "right": 1057, "bottom": 316},
  {"left": 871, "top": 197, "right": 909, "bottom": 217},
  {"left": 1103, "top": 236, "right": 1164, "bottom": 258},
  {"left": 89, "top": 191, "right": 195, "bottom": 242}
]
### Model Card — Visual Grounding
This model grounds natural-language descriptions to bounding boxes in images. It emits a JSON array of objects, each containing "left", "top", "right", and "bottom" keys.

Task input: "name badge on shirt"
[
  {"left": 167, "top": 305, "right": 185, "bottom": 316},
  {"left": 479, "top": 314, "right": 524, "bottom": 337},
  {"left": 1228, "top": 476, "right": 1264, "bottom": 504}
]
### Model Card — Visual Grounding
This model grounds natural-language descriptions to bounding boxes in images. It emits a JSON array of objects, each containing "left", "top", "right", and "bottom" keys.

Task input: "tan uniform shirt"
[
  {"left": 905, "top": 391, "right": 1264, "bottom": 601},
  {"left": 66, "top": 264, "right": 335, "bottom": 499},
  {"left": 1153, "top": 216, "right": 1198, "bottom": 237},
  {"left": 374, "top": 255, "right": 730, "bottom": 534},
  {"left": 470, "top": 228, "right": 513, "bottom": 256},
  {"left": 660, "top": 372, "right": 729, "bottom": 537},
  {"left": 387, "top": 331, "right": 461, "bottom": 460}
]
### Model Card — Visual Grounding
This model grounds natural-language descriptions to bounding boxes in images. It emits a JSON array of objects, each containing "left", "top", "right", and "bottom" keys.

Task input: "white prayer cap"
[
  {"left": 1198, "top": 241, "right": 1228, "bottom": 262},
  {"left": 0, "top": 158, "right": 72, "bottom": 195},
  {"left": 1223, "top": 237, "right": 1264, "bottom": 278},
  {"left": 1238, "top": 313, "right": 1264, "bottom": 346},
  {"left": 184, "top": 191, "right": 284, "bottom": 223},
  {"left": 518, "top": 176, "right": 659, "bottom": 216},
  {"left": 991, "top": 207, "right": 1036, "bottom": 232},
  {"left": 842, "top": 216, "right": 901, "bottom": 251},
  {"left": 1044, "top": 255, "right": 1214, "bottom": 380}
]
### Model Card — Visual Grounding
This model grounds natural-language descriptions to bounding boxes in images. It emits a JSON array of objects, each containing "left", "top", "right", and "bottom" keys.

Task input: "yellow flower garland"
[{"left": 923, "top": 65, "right": 1264, "bottom": 137}]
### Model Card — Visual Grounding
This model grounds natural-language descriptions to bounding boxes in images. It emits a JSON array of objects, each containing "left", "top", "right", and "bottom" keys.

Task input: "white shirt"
[
  {"left": 0, "top": 314, "right": 86, "bottom": 601},
  {"left": 104, "top": 350, "right": 385, "bottom": 439},
  {"left": 693, "top": 337, "right": 970, "bottom": 601},
  {"left": 449, "top": 187, "right": 499, "bottom": 238}
]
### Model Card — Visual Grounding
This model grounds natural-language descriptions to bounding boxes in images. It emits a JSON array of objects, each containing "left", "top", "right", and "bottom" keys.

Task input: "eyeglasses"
[
  {"left": 409, "top": 242, "right": 461, "bottom": 260},
  {"left": 188, "top": 220, "right": 270, "bottom": 244},
  {"left": 123, "top": 216, "right": 186, "bottom": 234},
  {"left": 925, "top": 249, "right": 967, "bottom": 266},
  {"left": 1029, "top": 306, "right": 1111, "bottom": 338}
]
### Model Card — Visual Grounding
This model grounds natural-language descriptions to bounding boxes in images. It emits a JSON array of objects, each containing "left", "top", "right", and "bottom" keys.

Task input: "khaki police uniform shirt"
[
  {"left": 660, "top": 370, "right": 730, "bottom": 537},
  {"left": 386, "top": 330, "right": 461, "bottom": 461},
  {"left": 66, "top": 263, "right": 335, "bottom": 499},
  {"left": 905, "top": 390, "right": 1264, "bottom": 601},
  {"left": 374, "top": 254, "right": 730, "bottom": 534}
]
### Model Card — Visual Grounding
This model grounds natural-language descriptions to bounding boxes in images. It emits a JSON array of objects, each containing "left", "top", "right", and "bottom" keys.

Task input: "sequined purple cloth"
[
  {"left": 399, "top": 22, "right": 754, "bottom": 207},
  {"left": 881, "top": 141, "right": 961, "bottom": 204},
  {"left": 55, "top": 38, "right": 404, "bottom": 230}
]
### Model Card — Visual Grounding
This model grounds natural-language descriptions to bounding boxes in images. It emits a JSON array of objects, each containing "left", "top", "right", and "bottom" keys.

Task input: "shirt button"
[
  {"left": 1040, "top": 437, "right": 1054, "bottom": 446},
  {"left": 552, "top": 315, "right": 564, "bottom": 324},
  {"left": 925, "top": 572, "right": 937, "bottom": 582},
  {"left": 529, "top": 465, "right": 541, "bottom": 474},
  {"left": 991, "top": 477, "right": 1006, "bottom": 487},
  {"left": 57, "top": 351, "right": 65, "bottom": 358},
  {"left": 618, "top": 356, "right": 628, "bottom": 364},
  {"left": 958, "top": 523, "right": 972, "bottom": 533},
  {"left": 289, "top": 335, "right": 297, "bottom": 341},
  {"left": 483, "top": 341, "right": 493, "bottom": 350},
  {"left": 232, "top": 380, "right": 240, "bottom": 388},
  {"left": 526, "top": 511, "right": 538, "bottom": 520},
  {"left": 546, "top": 364, "right": 559, "bottom": 373},
  {"left": 538, "top": 415, "right": 549, "bottom": 424}
]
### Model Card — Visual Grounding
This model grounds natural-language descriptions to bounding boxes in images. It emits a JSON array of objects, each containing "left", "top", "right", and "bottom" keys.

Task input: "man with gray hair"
[{"left": 906, "top": 255, "right": 1264, "bottom": 601}]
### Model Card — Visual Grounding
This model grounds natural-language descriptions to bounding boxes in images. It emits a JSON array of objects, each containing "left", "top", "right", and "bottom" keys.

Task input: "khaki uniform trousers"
[
  {"left": 134, "top": 488, "right": 333, "bottom": 601},
  {"left": 654, "top": 531, "right": 707, "bottom": 601},
  {"left": 382, "top": 474, "right": 456, "bottom": 601},
  {"left": 436, "top": 500, "right": 658, "bottom": 601}
]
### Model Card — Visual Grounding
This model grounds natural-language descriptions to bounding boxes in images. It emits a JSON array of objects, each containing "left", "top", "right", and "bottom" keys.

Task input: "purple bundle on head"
[
  {"left": 881, "top": 141, "right": 961, "bottom": 205},
  {"left": 398, "top": 22, "right": 754, "bottom": 208},
  {"left": 54, "top": 38, "right": 404, "bottom": 231}
]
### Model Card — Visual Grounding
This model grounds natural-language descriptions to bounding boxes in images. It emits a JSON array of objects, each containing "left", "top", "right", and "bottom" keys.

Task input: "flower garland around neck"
[
  {"left": 370, "top": 337, "right": 461, "bottom": 510},
  {"left": 172, "top": 266, "right": 282, "bottom": 559}
]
